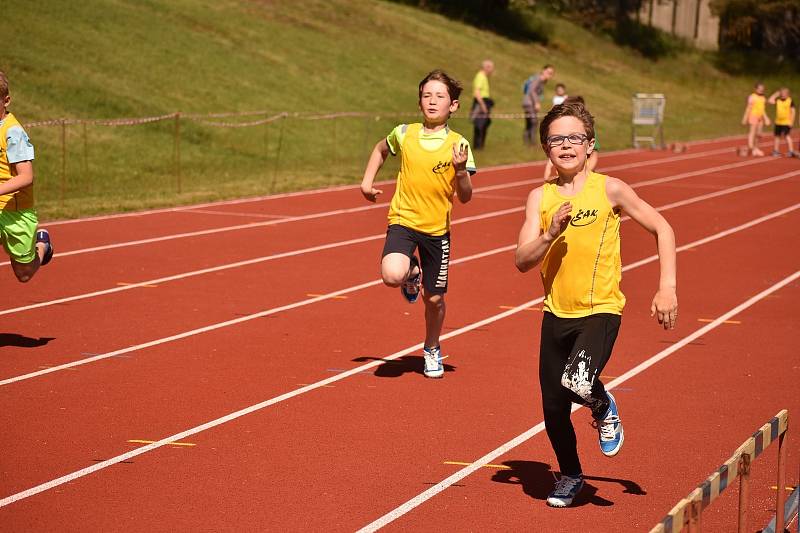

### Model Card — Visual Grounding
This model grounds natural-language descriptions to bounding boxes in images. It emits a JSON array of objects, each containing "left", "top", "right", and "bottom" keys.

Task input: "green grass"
[{"left": 4, "top": 0, "right": 798, "bottom": 219}]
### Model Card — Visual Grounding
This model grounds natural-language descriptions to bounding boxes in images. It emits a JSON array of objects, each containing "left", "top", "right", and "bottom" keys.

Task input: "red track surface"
[{"left": 1, "top": 137, "right": 798, "bottom": 532}]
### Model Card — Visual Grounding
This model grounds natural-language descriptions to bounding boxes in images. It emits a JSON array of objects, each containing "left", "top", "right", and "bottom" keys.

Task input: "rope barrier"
[{"left": 23, "top": 110, "right": 542, "bottom": 129}]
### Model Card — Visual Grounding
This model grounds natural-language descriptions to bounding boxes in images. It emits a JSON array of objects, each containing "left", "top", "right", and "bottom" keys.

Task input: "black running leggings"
[{"left": 539, "top": 312, "right": 621, "bottom": 477}]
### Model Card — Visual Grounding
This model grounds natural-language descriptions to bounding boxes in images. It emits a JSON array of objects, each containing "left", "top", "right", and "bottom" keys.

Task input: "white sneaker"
[
  {"left": 423, "top": 346, "right": 444, "bottom": 378},
  {"left": 546, "top": 475, "right": 584, "bottom": 507}
]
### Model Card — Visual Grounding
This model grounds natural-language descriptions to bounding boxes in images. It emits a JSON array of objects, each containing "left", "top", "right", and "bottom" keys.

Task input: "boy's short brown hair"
[
  {"left": 539, "top": 100, "right": 595, "bottom": 146},
  {"left": 418, "top": 70, "right": 463, "bottom": 102},
  {"left": 0, "top": 71, "right": 8, "bottom": 99}
]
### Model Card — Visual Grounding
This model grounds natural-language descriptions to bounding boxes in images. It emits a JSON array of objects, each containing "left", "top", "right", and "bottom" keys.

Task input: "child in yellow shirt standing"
[
  {"left": 0, "top": 71, "right": 53, "bottom": 282},
  {"left": 741, "top": 82, "right": 770, "bottom": 157},
  {"left": 360, "top": 70, "right": 476, "bottom": 378},
  {"left": 768, "top": 87, "right": 797, "bottom": 157}
]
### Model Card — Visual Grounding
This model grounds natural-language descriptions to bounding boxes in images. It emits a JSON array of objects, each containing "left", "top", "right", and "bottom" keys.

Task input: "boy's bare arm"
[
  {"left": 360, "top": 139, "right": 390, "bottom": 202},
  {"left": 0, "top": 161, "right": 34, "bottom": 196},
  {"left": 607, "top": 177, "right": 678, "bottom": 329},
  {"left": 767, "top": 91, "right": 780, "bottom": 104},
  {"left": 515, "top": 188, "right": 570, "bottom": 273},
  {"left": 452, "top": 143, "right": 472, "bottom": 203}
]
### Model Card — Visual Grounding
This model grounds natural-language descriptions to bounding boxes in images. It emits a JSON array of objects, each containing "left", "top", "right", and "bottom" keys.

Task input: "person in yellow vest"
[
  {"left": 741, "top": 82, "right": 770, "bottom": 157},
  {"left": 469, "top": 60, "right": 494, "bottom": 150},
  {"left": 0, "top": 71, "right": 53, "bottom": 282},
  {"left": 515, "top": 101, "right": 677, "bottom": 508},
  {"left": 768, "top": 87, "right": 797, "bottom": 157},
  {"left": 360, "top": 70, "right": 476, "bottom": 379}
]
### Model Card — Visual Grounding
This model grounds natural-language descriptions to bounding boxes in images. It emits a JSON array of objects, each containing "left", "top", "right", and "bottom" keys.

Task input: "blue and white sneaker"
[
  {"left": 594, "top": 391, "right": 624, "bottom": 457},
  {"left": 423, "top": 345, "right": 444, "bottom": 379},
  {"left": 400, "top": 256, "right": 421, "bottom": 304},
  {"left": 35, "top": 229, "right": 54, "bottom": 266},
  {"left": 546, "top": 474, "right": 584, "bottom": 507}
]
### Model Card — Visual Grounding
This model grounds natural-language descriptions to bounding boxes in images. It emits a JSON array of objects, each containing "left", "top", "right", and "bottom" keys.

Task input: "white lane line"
[
  {"left": 182, "top": 209, "right": 293, "bottom": 219},
  {"left": 2, "top": 168, "right": 795, "bottom": 318},
  {"left": 356, "top": 268, "right": 800, "bottom": 533},
  {"left": 2, "top": 175, "right": 795, "bottom": 388},
  {"left": 1, "top": 205, "right": 796, "bottom": 508},
  {"left": 0, "top": 152, "right": 771, "bottom": 266}
]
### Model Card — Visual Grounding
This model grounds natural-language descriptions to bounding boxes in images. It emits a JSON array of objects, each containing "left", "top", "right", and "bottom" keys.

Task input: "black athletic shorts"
[
  {"left": 382, "top": 224, "right": 450, "bottom": 295},
  {"left": 775, "top": 125, "right": 791, "bottom": 137}
]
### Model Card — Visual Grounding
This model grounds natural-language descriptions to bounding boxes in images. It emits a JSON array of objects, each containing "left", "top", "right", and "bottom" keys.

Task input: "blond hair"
[{"left": 0, "top": 71, "right": 8, "bottom": 99}]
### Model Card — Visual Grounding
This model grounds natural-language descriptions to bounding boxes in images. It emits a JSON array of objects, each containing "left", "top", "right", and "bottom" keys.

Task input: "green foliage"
[
  {"left": 710, "top": 0, "right": 800, "bottom": 66},
  {"left": 1, "top": 0, "right": 798, "bottom": 219},
  {"left": 387, "top": 0, "right": 553, "bottom": 43}
]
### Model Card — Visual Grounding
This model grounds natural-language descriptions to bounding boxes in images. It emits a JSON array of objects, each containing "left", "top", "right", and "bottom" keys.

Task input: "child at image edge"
[
  {"left": 0, "top": 71, "right": 53, "bottom": 281},
  {"left": 360, "top": 69, "right": 476, "bottom": 378},
  {"left": 515, "top": 101, "right": 677, "bottom": 507}
]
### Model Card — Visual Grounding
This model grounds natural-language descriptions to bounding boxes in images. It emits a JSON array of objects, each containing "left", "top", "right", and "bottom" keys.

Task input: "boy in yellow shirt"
[
  {"left": 360, "top": 70, "right": 476, "bottom": 378},
  {"left": 515, "top": 100, "right": 677, "bottom": 507},
  {"left": 0, "top": 71, "right": 53, "bottom": 282},
  {"left": 768, "top": 87, "right": 797, "bottom": 157}
]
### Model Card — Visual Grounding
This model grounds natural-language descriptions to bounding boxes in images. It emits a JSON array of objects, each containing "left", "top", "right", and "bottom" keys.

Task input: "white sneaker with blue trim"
[
  {"left": 595, "top": 391, "right": 624, "bottom": 457},
  {"left": 546, "top": 474, "right": 584, "bottom": 507},
  {"left": 422, "top": 346, "right": 444, "bottom": 378}
]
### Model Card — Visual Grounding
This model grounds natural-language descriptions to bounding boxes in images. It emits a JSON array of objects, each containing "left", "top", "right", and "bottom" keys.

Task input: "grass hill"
[{"left": 5, "top": 0, "right": 797, "bottom": 219}]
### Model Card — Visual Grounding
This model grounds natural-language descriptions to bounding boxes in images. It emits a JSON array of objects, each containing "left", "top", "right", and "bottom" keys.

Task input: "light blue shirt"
[{"left": 3, "top": 122, "right": 35, "bottom": 163}]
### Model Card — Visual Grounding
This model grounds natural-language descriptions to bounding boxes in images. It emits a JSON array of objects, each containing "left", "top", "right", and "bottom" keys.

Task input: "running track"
[{"left": 1, "top": 136, "right": 798, "bottom": 531}]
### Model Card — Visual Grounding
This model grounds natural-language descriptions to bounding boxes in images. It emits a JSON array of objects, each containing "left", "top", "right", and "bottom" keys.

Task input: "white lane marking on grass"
[
  {"left": 356, "top": 268, "right": 800, "bottom": 532},
  {"left": 3, "top": 168, "right": 796, "bottom": 318},
  {"left": 1, "top": 205, "right": 797, "bottom": 508}
]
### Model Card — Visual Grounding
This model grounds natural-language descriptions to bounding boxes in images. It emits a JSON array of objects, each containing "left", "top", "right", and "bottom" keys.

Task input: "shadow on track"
[
  {"left": 351, "top": 355, "right": 456, "bottom": 378},
  {"left": 0, "top": 333, "right": 55, "bottom": 348},
  {"left": 491, "top": 460, "right": 646, "bottom": 507}
]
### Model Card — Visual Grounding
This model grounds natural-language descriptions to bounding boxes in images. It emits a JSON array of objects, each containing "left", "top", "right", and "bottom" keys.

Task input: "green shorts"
[{"left": 0, "top": 208, "right": 39, "bottom": 264}]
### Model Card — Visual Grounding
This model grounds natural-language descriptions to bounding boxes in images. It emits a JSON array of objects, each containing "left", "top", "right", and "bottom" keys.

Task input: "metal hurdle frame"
[
  {"left": 632, "top": 93, "right": 666, "bottom": 149},
  {"left": 650, "top": 410, "right": 791, "bottom": 533}
]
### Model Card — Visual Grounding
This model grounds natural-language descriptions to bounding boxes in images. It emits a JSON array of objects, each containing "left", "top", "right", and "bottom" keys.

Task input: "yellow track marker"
[
  {"left": 499, "top": 306, "right": 540, "bottom": 312},
  {"left": 117, "top": 282, "right": 159, "bottom": 288},
  {"left": 770, "top": 486, "right": 796, "bottom": 491},
  {"left": 600, "top": 375, "right": 618, "bottom": 380},
  {"left": 307, "top": 293, "right": 348, "bottom": 300},
  {"left": 697, "top": 318, "right": 741, "bottom": 324},
  {"left": 128, "top": 439, "right": 195, "bottom": 447},
  {"left": 444, "top": 461, "right": 511, "bottom": 470}
]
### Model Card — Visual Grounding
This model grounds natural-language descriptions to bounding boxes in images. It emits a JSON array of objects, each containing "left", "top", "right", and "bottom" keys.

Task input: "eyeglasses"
[{"left": 545, "top": 133, "right": 588, "bottom": 148}]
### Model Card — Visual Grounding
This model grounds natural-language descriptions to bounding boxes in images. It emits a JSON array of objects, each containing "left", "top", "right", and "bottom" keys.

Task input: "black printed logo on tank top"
[
  {"left": 570, "top": 208, "right": 599, "bottom": 227},
  {"left": 432, "top": 160, "right": 452, "bottom": 175}
]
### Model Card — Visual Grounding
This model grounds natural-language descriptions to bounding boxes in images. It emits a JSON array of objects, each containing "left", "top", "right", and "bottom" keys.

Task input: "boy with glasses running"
[{"left": 515, "top": 101, "right": 677, "bottom": 507}]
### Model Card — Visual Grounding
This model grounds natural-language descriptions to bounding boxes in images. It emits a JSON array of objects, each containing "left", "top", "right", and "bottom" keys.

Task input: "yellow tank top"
[
  {"left": 749, "top": 93, "right": 766, "bottom": 118},
  {"left": 775, "top": 97, "right": 793, "bottom": 126},
  {"left": 0, "top": 113, "right": 35, "bottom": 211},
  {"left": 540, "top": 172, "right": 625, "bottom": 317},
  {"left": 387, "top": 123, "right": 462, "bottom": 236}
]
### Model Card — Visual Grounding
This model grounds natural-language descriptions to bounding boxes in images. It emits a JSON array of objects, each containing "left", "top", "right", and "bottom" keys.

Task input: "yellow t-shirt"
[
  {"left": 0, "top": 113, "right": 35, "bottom": 211},
  {"left": 539, "top": 172, "right": 626, "bottom": 317},
  {"left": 748, "top": 93, "right": 766, "bottom": 119},
  {"left": 472, "top": 71, "right": 490, "bottom": 99},
  {"left": 775, "top": 97, "right": 794, "bottom": 126},
  {"left": 386, "top": 123, "right": 475, "bottom": 236}
]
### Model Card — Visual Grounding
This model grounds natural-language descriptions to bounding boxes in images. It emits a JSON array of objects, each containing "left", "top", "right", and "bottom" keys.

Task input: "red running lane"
[{"left": 1, "top": 170, "right": 800, "bottom": 528}]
